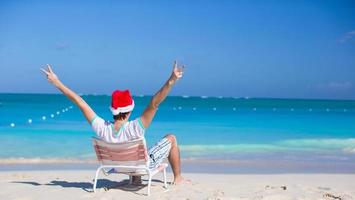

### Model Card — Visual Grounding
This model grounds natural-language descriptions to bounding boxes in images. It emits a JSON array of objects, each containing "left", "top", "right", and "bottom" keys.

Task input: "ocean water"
[{"left": 1, "top": 93, "right": 355, "bottom": 171}]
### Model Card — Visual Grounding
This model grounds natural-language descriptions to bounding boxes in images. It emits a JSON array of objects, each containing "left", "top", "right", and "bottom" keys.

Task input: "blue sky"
[{"left": 1, "top": 0, "right": 355, "bottom": 99}]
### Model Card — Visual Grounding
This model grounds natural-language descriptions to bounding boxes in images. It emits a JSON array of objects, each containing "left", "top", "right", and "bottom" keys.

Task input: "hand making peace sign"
[
  {"left": 40, "top": 64, "right": 60, "bottom": 85},
  {"left": 170, "top": 60, "right": 184, "bottom": 82}
]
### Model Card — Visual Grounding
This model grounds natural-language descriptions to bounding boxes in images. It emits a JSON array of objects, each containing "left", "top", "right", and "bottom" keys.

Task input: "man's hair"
[{"left": 113, "top": 112, "right": 130, "bottom": 121}]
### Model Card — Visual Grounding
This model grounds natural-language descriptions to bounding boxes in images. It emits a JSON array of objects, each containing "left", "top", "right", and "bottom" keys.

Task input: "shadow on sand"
[{"left": 12, "top": 178, "right": 167, "bottom": 195}]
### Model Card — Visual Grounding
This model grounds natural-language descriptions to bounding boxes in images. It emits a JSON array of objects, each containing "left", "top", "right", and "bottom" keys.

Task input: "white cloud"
[
  {"left": 339, "top": 30, "right": 355, "bottom": 43},
  {"left": 316, "top": 81, "right": 353, "bottom": 91},
  {"left": 55, "top": 42, "right": 70, "bottom": 50}
]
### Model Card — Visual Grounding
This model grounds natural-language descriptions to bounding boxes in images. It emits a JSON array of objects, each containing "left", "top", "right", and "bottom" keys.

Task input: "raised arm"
[
  {"left": 40, "top": 64, "right": 96, "bottom": 124},
  {"left": 140, "top": 61, "right": 184, "bottom": 128}
]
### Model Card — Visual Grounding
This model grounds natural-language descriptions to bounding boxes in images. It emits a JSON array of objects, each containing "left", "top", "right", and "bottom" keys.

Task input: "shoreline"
[{"left": 1, "top": 157, "right": 355, "bottom": 174}]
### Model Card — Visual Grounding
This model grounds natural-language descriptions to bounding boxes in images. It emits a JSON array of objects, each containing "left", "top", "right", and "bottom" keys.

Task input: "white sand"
[{"left": 0, "top": 170, "right": 354, "bottom": 199}]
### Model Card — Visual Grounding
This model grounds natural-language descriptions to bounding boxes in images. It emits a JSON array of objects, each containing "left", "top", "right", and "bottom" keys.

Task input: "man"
[{"left": 41, "top": 61, "right": 189, "bottom": 184}]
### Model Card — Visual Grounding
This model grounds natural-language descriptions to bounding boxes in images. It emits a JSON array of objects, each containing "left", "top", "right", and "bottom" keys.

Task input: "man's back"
[{"left": 91, "top": 116, "right": 145, "bottom": 143}]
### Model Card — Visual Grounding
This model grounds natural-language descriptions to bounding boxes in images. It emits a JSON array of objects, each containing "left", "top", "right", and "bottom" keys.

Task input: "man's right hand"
[
  {"left": 168, "top": 61, "right": 184, "bottom": 84},
  {"left": 141, "top": 60, "right": 185, "bottom": 129}
]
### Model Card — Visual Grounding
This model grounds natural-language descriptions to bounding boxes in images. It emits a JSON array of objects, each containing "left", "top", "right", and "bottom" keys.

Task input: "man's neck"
[{"left": 113, "top": 119, "right": 128, "bottom": 131}]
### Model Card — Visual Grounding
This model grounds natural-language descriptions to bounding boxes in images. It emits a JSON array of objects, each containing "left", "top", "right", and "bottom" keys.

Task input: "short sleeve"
[
  {"left": 126, "top": 117, "right": 146, "bottom": 139},
  {"left": 91, "top": 116, "right": 106, "bottom": 138}
]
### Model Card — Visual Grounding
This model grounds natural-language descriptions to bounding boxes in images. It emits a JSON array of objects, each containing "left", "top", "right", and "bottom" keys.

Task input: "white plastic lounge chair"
[{"left": 92, "top": 137, "right": 168, "bottom": 196}]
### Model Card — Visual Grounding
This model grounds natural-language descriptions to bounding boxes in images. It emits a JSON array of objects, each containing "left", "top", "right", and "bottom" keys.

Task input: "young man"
[{"left": 41, "top": 61, "right": 189, "bottom": 184}]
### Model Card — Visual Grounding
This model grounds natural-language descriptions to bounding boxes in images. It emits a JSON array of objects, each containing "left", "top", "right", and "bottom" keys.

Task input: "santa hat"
[{"left": 110, "top": 90, "right": 135, "bottom": 115}]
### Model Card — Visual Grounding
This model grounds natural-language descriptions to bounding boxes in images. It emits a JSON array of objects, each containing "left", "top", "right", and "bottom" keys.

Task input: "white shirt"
[{"left": 91, "top": 116, "right": 145, "bottom": 143}]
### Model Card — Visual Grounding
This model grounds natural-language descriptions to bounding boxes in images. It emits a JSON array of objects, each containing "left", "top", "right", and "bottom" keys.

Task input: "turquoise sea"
[{"left": 1, "top": 93, "right": 355, "bottom": 172}]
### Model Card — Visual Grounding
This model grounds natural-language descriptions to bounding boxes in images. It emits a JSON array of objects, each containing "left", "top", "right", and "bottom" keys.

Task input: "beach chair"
[{"left": 92, "top": 137, "right": 168, "bottom": 196}]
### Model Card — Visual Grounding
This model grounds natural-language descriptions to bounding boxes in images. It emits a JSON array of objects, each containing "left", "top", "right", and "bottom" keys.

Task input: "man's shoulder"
[
  {"left": 104, "top": 120, "right": 113, "bottom": 126},
  {"left": 120, "top": 118, "right": 145, "bottom": 133},
  {"left": 92, "top": 116, "right": 113, "bottom": 126}
]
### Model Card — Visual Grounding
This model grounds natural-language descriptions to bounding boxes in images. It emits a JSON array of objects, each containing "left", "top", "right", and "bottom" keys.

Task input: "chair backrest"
[{"left": 92, "top": 137, "right": 149, "bottom": 166}]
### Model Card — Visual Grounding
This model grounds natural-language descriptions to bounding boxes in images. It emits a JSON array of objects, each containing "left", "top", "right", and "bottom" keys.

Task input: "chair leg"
[
  {"left": 93, "top": 167, "right": 102, "bottom": 193},
  {"left": 147, "top": 173, "right": 152, "bottom": 196},
  {"left": 129, "top": 175, "right": 132, "bottom": 184},
  {"left": 163, "top": 168, "right": 168, "bottom": 189}
]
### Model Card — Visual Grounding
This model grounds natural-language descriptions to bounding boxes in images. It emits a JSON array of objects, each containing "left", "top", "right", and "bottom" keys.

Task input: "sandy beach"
[{"left": 0, "top": 170, "right": 354, "bottom": 200}]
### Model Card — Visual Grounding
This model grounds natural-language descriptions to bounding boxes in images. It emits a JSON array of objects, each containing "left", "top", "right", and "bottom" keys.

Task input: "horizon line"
[{"left": 0, "top": 92, "right": 354, "bottom": 101}]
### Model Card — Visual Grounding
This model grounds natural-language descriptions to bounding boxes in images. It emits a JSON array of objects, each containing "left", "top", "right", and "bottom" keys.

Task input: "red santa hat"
[{"left": 110, "top": 90, "right": 135, "bottom": 115}]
